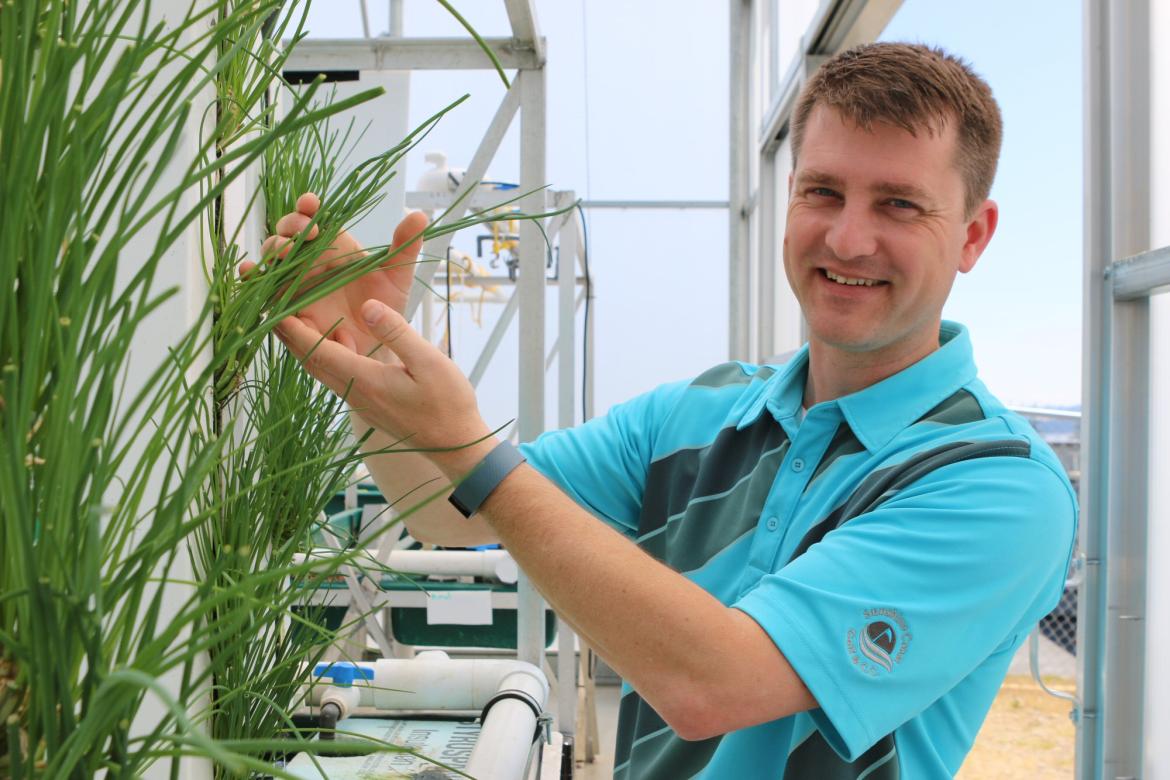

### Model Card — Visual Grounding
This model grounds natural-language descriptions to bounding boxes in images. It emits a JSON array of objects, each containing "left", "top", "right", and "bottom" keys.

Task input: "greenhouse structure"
[{"left": 1, "top": 0, "right": 1168, "bottom": 778}]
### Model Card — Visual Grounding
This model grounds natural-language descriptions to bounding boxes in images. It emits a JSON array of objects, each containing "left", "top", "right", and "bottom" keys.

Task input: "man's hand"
[
  {"left": 242, "top": 192, "right": 428, "bottom": 360},
  {"left": 256, "top": 193, "right": 496, "bottom": 475},
  {"left": 275, "top": 299, "right": 496, "bottom": 476}
]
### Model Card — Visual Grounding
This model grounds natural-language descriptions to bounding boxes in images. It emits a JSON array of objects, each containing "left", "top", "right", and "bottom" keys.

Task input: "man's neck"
[{"left": 803, "top": 332, "right": 940, "bottom": 407}]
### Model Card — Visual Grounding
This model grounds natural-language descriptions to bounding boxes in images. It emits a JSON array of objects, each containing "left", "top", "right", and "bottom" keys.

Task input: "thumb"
[{"left": 362, "top": 300, "right": 434, "bottom": 368}]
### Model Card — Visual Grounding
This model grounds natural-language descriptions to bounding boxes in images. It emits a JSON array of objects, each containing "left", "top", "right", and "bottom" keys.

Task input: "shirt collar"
[{"left": 736, "top": 321, "right": 978, "bottom": 452}]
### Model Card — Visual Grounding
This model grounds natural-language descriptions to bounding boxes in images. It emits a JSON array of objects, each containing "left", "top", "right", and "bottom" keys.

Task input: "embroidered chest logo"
[{"left": 845, "top": 608, "right": 911, "bottom": 676}]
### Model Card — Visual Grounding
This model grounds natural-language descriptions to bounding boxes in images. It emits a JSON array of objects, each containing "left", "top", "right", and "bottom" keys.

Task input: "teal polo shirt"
[{"left": 520, "top": 322, "right": 1077, "bottom": 779}]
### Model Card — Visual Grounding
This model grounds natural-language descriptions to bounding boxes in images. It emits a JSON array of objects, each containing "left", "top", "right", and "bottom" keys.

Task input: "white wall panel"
[{"left": 1143, "top": 0, "right": 1170, "bottom": 774}]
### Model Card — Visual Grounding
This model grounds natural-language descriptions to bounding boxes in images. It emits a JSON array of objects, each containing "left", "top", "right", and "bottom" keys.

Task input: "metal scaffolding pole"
[
  {"left": 1076, "top": 2, "right": 1111, "bottom": 771},
  {"left": 516, "top": 66, "right": 548, "bottom": 668},
  {"left": 729, "top": 0, "right": 752, "bottom": 362},
  {"left": 757, "top": 146, "right": 777, "bottom": 360},
  {"left": 1102, "top": 1, "right": 1152, "bottom": 775},
  {"left": 1080, "top": 1, "right": 1154, "bottom": 776}
]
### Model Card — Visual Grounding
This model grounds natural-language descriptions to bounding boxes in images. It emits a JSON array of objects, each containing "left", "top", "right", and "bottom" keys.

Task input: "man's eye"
[
  {"left": 888, "top": 198, "right": 918, "bottom": 210},
  {"left": 809, "top": 187, "right": 839, "bottom": 199}
]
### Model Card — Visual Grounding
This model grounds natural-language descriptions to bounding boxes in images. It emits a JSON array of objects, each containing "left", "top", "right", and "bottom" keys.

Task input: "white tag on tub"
[{"left": 425, "top": 590, "right": 493, "bottom": 625}]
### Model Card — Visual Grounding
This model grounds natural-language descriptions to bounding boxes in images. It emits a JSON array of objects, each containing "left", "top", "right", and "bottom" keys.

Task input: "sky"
[
  {"left": 298, "top": 0, "right": 1084, "bottom": 432},
  {"left": 880, "top": 0, "right": 1083, "bottom": 407}
]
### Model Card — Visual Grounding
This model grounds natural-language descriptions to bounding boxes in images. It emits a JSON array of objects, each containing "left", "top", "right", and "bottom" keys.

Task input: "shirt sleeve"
[
  {"left": 518, "top": 378, "right": 691, "bottom": 538},
  {"left": 732, "top": 454, "right": 1077, "bottom": 759}
]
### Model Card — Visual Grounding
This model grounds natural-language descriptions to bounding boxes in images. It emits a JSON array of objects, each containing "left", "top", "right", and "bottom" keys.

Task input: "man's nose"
[{"left": 824, "top": 202, "right": 878, "bottom": 260}]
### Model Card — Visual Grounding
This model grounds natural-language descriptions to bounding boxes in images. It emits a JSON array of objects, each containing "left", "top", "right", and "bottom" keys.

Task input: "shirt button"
[
  {"left": 765, "top": 517, "right": 779, "bottom": 531},
  {"left": 791, "top": 458, "right": 805, "bottom": 472}
]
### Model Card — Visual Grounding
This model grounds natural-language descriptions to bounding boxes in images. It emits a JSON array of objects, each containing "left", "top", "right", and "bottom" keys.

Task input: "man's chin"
[
  {"left": 806, "top": 316, "right": 942, "bottom": 365},
  {"left": 807, "top": 323, "right": 886, "bottom": 354}
]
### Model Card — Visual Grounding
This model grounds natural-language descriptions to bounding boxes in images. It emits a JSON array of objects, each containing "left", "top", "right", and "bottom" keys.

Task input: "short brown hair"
[{"left": 790, "top": 42, "right": 1002, "bottom": 216}]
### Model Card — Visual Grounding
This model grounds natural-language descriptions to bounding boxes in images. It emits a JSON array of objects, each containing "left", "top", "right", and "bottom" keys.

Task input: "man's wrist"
[
  {"left": 430, "top": 434, "right": 500, "bottom": 482},
  {"left": 447, "top": 440, "right": 526, "bottom": 518}
]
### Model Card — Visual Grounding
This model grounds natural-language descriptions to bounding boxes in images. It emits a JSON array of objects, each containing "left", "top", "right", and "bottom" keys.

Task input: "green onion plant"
[{"left": 0, "top": 0, "right": 557, "bottom": 775}]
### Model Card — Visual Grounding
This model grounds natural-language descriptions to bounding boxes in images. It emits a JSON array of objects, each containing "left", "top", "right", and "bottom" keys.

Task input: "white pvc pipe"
[
  {"left": 466, "top": 668, "right": 548, "bottom": 780},
  {"left": 381, "top": 549, "right": 519, "bottom": 583},
  {"left": 307, "top": 654, "right": 548, "bottom": 712},
  {"left": 308, "top": 655, "right": 549, "bottom": 777},
  {"left": 296, "top": 548, "right": 519, "bottom": 583}
]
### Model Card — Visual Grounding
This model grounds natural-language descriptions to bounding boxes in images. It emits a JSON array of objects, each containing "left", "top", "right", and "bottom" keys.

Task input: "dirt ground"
[{"left": 957, "top": 675, "right": 1077, "bottom": 779}]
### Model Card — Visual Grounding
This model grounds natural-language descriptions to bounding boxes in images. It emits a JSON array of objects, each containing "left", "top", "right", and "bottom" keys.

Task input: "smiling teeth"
[{"left": 825, "top": 270, "right": 880, "bottom": 287}]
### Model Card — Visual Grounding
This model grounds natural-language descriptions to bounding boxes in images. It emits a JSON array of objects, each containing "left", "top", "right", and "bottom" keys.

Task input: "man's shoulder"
[
  {"left": 688, "top": 359, "right": 783, "bottom": 390},
  {"left": 886, "top": 380, "right": 1076, "bottom": 499}
]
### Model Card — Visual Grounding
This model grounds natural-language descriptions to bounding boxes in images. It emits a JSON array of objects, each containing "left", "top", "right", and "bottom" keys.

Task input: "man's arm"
[
  {"left": 351, "top": 412, "right": 499, "bottom": 548},
  {"left": 470, "top": 460, "right": 817, "bottom": 740},
  {"left": 278, "top": 301, "right": 818, "bottom": 739}
]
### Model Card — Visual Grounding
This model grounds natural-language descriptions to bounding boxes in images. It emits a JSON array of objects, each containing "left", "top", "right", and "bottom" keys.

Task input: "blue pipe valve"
[{"left": 313, "top": 662, "right": 374, "bottom": 688}]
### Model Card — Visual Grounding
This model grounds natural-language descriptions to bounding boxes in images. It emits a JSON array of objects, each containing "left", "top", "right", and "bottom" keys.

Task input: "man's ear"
[
  {"left": 960, "top": 199, "right": 998, "bottom": 274},
  {"left": 787, "top": 171, "right": 794, "bottom": 196}
]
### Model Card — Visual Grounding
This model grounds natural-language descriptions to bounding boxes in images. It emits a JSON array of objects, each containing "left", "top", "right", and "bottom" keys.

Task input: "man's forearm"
[
  {"left": 458, "top": 461, "right": 816, "bottom": 740},
  {"left": 351, "top": 412, "right": 499, "bottom": 547}
]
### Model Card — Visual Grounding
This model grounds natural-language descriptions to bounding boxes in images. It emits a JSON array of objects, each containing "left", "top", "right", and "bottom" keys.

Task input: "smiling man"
[{"left": 271, "top": 43, "right": 1076, "bottom": 779}]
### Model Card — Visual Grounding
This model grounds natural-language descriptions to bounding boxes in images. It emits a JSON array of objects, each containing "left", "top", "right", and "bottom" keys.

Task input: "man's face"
[{"left": 783, "top": 105, "right": 996, "bottom": 363}]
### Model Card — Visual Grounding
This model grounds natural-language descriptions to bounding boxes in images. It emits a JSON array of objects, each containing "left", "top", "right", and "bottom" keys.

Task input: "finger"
[
  {"left": 274, "top": 315, "right": 358, "bottom": 394},
  {"left": 362, "top": 299, "right": 438, "bottom": 370},
  {"left": 297, "top": 192, "right": 321, "bottom": 217},
  {"left": 385, "top": 210, "right": 428, "bottom": 269},
  {"left": 260, "top": 234, "right": 295, "bottom": 263},
  {"left": 275, "top": 211, "right": 319, "bottom": 241},
  {"left": 332, "top": 327, "right": 357, "bottom": 353},
  {"left": 379, "top": 211, "right": 428, "bottom": 299},
  {"left": 238, "top": 260, "right": 258, "bottom": 279}
]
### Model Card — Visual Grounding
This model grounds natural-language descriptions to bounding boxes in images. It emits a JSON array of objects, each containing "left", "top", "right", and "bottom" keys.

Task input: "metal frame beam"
[
  {"left": 283, "top": 36, "right": 544, "bottom": 72},
  {"left": 581, "top": 199, "right": 728, "bottom": 210},
  {"left": 729, "top": 0, "right": 752, "bottom": 361},
  {"left": 515, "top": 65, "right": 548, "bottom": 669},
  {"left": 805, "top": 0, "right": 902, "bottom": 56},
  {"left": 504, "top": 0, "right": 546, "bottom": 64},
  {"left": 1076, "top": 2, "right": 1110, "bottom": 768},
  {"left": 1110, "top": 246, "right": 1170, "bottom": 300},
  {"left": 1080, "top": 1, "right": 1154, "bottom": 776},
  {"left": 406, "top": 80, "right": 521, "bottom": 319},
  {"left": 1101, "top": 1, "right": 1152, "bottom": 772}
]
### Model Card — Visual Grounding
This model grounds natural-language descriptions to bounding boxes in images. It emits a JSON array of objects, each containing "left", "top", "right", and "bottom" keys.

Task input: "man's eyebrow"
[
  {"left": 794, "top": 170, "right": 844, "bottom": 189},
  {"left": 871, "top": 180, "right": 934, "bottom": 204}
]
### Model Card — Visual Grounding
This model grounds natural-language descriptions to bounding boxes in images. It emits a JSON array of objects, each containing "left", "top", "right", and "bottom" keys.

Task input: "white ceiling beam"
[
  {"left": 504, "top": 0, "right": 546, "bottom": 64},
  {"left": 283, "top": 37, "right": 543, "bottom": 73}
]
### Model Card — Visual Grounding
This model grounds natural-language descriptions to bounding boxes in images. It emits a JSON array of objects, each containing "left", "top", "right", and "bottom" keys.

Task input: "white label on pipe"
[
  {"left": 426, "top": 589, "right": 493, "bottom": 625},
  {"left": 285, "top": 717, "right": 479, "bottom": 777}
]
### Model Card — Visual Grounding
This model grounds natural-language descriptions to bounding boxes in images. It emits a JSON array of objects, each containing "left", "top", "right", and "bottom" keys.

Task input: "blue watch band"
[{"left": 448, "top": 440, "right": 526, "bottom": 518}]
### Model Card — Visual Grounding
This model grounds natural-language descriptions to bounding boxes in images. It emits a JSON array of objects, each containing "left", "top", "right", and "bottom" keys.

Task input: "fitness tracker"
[{"left": 447, "top": 440, "right": 526, "bottom": 518}]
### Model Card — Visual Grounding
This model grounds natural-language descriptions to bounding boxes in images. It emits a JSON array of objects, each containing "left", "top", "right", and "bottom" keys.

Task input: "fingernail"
[{"left": 362, "top": 302, "right": 382, "bottom": 326}]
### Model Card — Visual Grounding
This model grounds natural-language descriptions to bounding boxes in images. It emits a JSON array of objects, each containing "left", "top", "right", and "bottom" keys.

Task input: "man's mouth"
[{"left": 820, "top": 268, "right": 887, "bottom": 287}]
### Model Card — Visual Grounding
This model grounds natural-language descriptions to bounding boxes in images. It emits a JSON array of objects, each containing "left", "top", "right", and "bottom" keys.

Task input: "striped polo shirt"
[{"left": 521, "top": 322, "right": 1077, "bottom": 779}]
